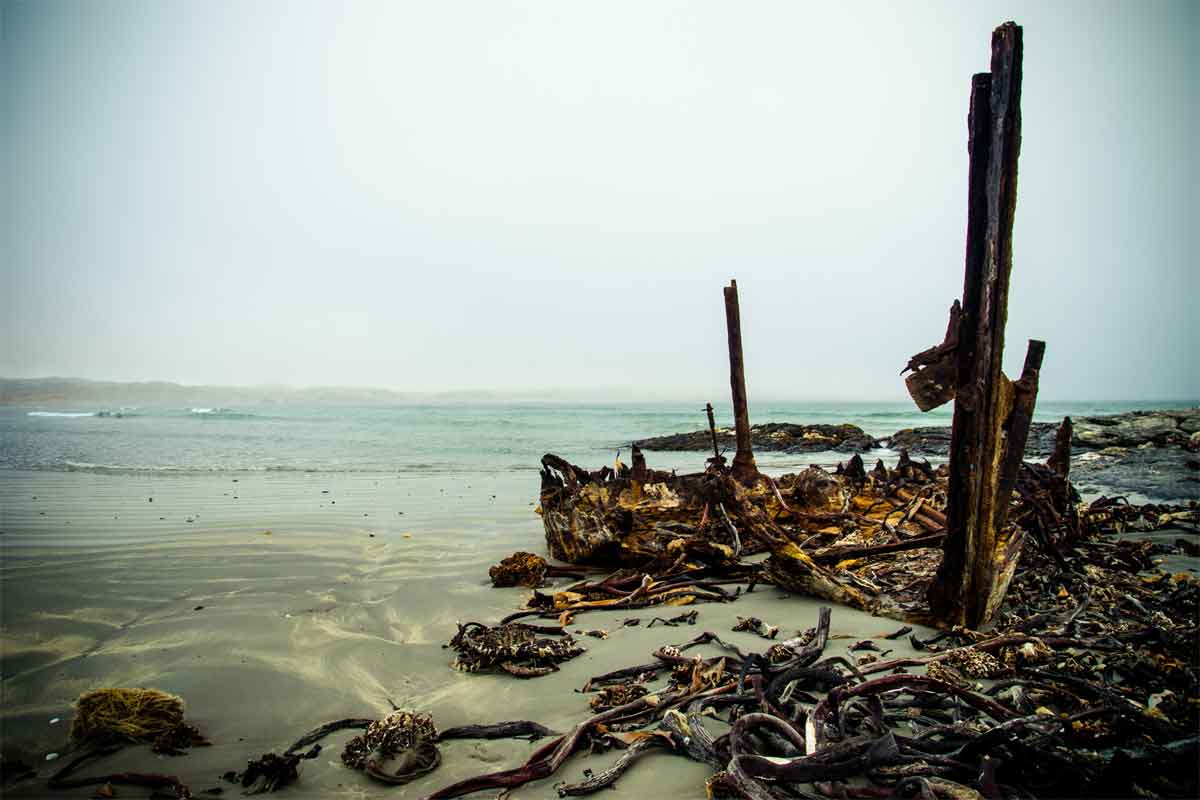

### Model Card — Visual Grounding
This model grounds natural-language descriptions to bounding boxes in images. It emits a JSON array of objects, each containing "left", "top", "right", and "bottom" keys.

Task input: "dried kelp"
[
  {"left": 489, "top": 551, "right": 591, "bottom": 587},
  {"left": 732, "top": 616, "right": 779, "bottom": 639},
  {"left": 232, "top": 749, "right": 319, "bottom": 794},
  {"left": 427, "top": 574, "right": 1200, "bottom": 799},
  {"left": 68, "top": 688, "right": 208, "bottom": 752},
  {"left": 44, "top": 689, "right": 211, "bottom": 799},
  {"left": 448, "top": 622, "right": 584, "bottom": 677},
  {"left": 505, "top": 567, "right": 741, "bottom": 628}
]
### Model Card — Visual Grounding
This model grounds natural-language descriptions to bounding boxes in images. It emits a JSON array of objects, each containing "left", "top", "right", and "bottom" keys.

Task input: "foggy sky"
[{"left": 2, "top": 1, "right": 1197, "bottom": 402}]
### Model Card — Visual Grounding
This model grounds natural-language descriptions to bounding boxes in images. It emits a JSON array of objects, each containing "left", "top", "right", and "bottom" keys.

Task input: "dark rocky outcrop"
[
  {"left": 887, "top": 409, "right": 1200, "bottom": 458},
  {"left": 887, "top": 422, "right": 1059, "bottom": 458},
  {"left": 886, "top": 409, "right": 1200, "bottom": 502},
  {"left": 635, "top": 422, "right": 879, "bottom": 455},
  {"left": 634, "top": 410, "right": 1199, "bottom": 503}
]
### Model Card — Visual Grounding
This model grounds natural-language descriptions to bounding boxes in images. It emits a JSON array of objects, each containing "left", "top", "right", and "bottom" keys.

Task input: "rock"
[
  {"left": 635, "top": 422, "right": 879, "bottom": 454},
  {"left": 1072, "top": 409, "right": 1200, "bottom": 449},
  {"left": 887, "top": 422, "right": 1058, "bottom": 458},
  {"left": 888, "top": 410, "right": 1200, "bottom": 458},
  {"left": 1071, "top": 446, "right": 1200, "bottom": 503}
]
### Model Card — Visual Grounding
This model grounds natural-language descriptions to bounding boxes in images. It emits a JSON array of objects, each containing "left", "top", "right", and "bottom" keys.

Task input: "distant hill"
[
  {"left": 0, "top": 377, "right": 587, "bottom": 406},
  {"left": 0, "top": 377, "right": 425, "bottom": 407}
]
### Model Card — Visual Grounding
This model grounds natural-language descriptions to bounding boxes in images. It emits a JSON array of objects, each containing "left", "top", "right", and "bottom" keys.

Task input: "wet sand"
[{"left": 0, "top": 468, "right": 936, "bottom": 798}]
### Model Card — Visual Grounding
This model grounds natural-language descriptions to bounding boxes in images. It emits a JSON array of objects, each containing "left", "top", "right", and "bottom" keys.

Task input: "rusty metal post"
[
  {"left": 704, "top": 402, "right": 724, "bottom": 466},
  {"left": 723, "top": 280, "right": 758, "bottom": 483}
]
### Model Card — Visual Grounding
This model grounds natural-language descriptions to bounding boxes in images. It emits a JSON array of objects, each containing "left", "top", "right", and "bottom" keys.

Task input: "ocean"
[{"left": 0, "top": 400, "right": 1169, "bottom": 478}]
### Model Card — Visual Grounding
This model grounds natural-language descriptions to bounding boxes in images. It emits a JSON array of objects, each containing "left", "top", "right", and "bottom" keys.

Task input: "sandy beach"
[{"left": 0, "top": 467, "right": 935, "bottom": 798}]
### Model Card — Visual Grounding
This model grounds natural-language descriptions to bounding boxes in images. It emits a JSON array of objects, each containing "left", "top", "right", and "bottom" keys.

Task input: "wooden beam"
[
  {"left": 928, "top": 22, "right": 1026, "bottom": 629},
  {"left": 1047, "top": 416, "right": 1073, "bottom": 478},
  {"left": 996, "top": 339, "right": 1045, "bottom": 506},
  {"left": 723, "top": 280, "right": 758, "bottom": 484}
]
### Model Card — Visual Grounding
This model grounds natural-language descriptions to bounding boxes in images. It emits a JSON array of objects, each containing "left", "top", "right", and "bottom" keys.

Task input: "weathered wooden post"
[
  {"left": 927, "top": 22, "right": 1035, "bottom": 629},
  {"left": 996, "top": 339, "right": 1046, "bottom": 504},
  {"left": 704, "top": 402, "right": 725, "bottom": 467},
  {"left": 1048, "top": 417, "right": 1073, "bottom": 478},
  {"left": 723, "top": 280, "right": 758, "bottom": 483}
]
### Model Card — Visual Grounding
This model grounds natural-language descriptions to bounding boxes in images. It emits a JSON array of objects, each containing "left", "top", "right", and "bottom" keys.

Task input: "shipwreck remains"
[
  {"left": 24, "top": 21, "right": 1200, "bottom": 800},
  {"left": 538, "top": 22, "right": 1064, "bottom": 632},
  {"left": 917, "top": 24, "right": 1044, "bottom": 629}
]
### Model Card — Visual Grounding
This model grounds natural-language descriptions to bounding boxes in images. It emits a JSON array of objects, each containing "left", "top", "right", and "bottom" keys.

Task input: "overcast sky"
[{"left": 2, "top": 1, "right": 1196, "bottom": 402}]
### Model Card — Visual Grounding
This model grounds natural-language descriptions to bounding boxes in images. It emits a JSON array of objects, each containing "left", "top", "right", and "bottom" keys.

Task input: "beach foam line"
[
  {"left": 27, "top": 411, "right": 96, "bottom": 418},
  {"left": 44, "top": 461, "right": 538, "bottom": 476}
]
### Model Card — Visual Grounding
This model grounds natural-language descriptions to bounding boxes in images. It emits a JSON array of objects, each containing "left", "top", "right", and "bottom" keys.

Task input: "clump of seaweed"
[
  {"left": 490, "top": 551, "right": 549, "bottom": 587},
  {"left": 68, "top": 688, "right": 207, "bottom": 752},
  {"left": 45, "top": 688, "right": 209, "bottom": 798},
  {"left": 232, "top": 749, "right": 319, "bottom": 794},
  {"left": 448, "top": 622, "right": 584, "bottom": 677},
  {"left": 341, "top": 710, "right": 440, "bottom": 785}
]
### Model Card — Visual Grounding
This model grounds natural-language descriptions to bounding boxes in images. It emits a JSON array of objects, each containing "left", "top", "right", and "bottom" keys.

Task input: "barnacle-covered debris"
[
  {"left": 448, "top": 622, "right": 584, "bottom": 677},
  {"left": 587, "top": 681, "right": 649, "bottom": 713},
  {"left": 732, "top": 616, "right": 778, "bottom": 639},
  {"left": 489, "top": 551, "right": 548, "bottom": 587},
  {"left": 341, "top": 710, "right": 440, "bottom": 785},
  {"left": 488, "top": 551, "right": 591, "bottom": 588}
]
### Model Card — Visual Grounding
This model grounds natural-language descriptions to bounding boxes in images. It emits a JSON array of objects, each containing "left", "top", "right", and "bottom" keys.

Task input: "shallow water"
[{"left": 0, "top": 400, "right": 1171, "bottom": 478}]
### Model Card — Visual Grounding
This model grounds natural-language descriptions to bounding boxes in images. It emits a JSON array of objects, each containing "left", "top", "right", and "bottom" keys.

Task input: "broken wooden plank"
[
  {"left": 903, "top": 300, "right": 962, "bottom": 411},
  {"left": 997, "top": 339, "right": 1046, "bottom": 507}
]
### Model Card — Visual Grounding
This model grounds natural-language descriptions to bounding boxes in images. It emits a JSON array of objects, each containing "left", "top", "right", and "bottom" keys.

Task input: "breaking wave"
[
  {"left": 28, "top": 411, "right": 97, "bottom": 418},
  {"left": 51, "top": 461, "right": 532, "bottom": 476},
  {"left": 188, "top": 408, "right": 255, "bottom": 419}
]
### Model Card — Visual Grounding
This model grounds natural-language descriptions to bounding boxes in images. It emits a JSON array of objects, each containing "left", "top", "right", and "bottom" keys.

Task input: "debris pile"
[{"left": 427, "top": 580, "right": 1198, "bottom": 799}]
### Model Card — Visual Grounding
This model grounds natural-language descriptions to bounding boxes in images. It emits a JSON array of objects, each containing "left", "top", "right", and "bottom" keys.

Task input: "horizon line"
[{"left": 1, "top": 375, "right": 1197, "bottom": 408}]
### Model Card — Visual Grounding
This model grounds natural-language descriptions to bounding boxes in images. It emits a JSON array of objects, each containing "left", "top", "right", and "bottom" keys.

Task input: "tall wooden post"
[
  {"left": 928, "top": 22, "right": 1027, "bottom": 628},
  {"left": 723, "top": 280, "right": 758, "bottom": 484}
]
